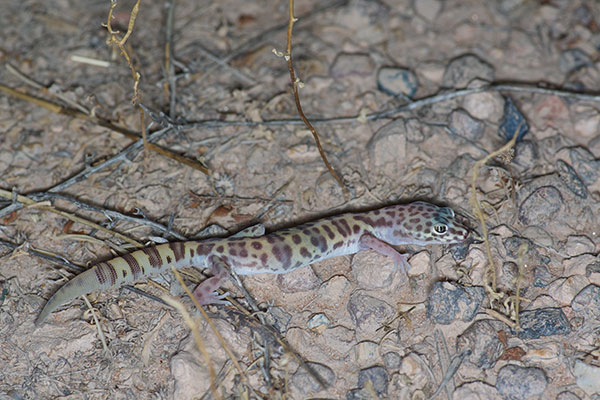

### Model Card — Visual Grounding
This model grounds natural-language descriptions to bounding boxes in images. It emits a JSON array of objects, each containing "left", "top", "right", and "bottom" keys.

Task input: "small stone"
[
  {"left": 518, "top": 186, "right": 563, "bottom": 226},
  {"left": 316, "top": 276, "right": 352, "bottom": 309},
  {"left": 399, "top": 354, "right": 429, "bottom": 390},
  {"left": 414, "top": 0, "right": 442, "bottom": 21},
  {"left": 453, "top": 381, "right": 502, "bottom": 400},
  {"left": 569, "top": 147, "right": 600, "bottom": 186},
  {"left": 383, "top": 352, "right": 401, "bottom": 370},
  {"left": 564, "top": 235, "right": 595, "bottom": 257},
  {"left": 354, "top": 341, "right": 380, "bottom": 366},
  {"left": 348, "top": 292, "right": 395, "bottom": 331},
  {"left": 571, "top": 285, "right": 600, "bottom": 320},
  {"left": 573, "top": 359, "right": 600, "bottom": 396},
  {"left": 515, "top": 307, "right": 571, "bottom": 339},
  {"left": 426, "top": 282, "right": 485, "bottom": 324},
  {"left": 573, "top": 105, "right": 600, "bottom": 138},
  {"left": 513, "top": 140, "right": 537, "bottom": 169},
  {"left": 442, "top": 54, "right": 494, "bottom": 88},
  {"left": 357, "top": 366, "right": 388, "bottom": 397},
  {"left": 291, "top": 362, "right": 335, "bottom": 394},
  {"left": 556, "top": 391, "right": 581, "bottom": 400},
  {"left": 306, "top": 313, "right": 331, "bottom": 332},
  {"left": 522, "top": 343, "right": 561, "bottom": 368},
  {"left": 496, "top": 365, "right": 547, "bottom": 400},
  {"left": 499, "top": 96, "right": 529, "bottom": 142},
  {"left": 352, "top": 250, "right": 396, "bottom": 289},
  {"left": 559, "top": 49, "right": 592, "bottom": 73},
  {"left": 556, "top": 160, "right": 589, "bottom": 199},
  {"left": 547, "top": 275, "right": 589, "bottom": 306},
  {"left": 462, "top": 90, "right": 504, "bottom": 121},
  {"left": 367, "top": 119, "right": 407, "bottom": 175},
  {"left": 277, "top": 264, "right": 320, "bottom": 293},
  {"left": 533, "top": 265, "right": 553, "bottom": 288},
  {"left": 377, "top": 67, "right": 419, "bottom": 98},
  {"left": 286, "top": 144, "right": 319, "bottom": 163},
  {"left": 457, "top": 320, "right": 505, "bottom": 369},
  {"left": 330, "top": 52, "right": 375, "bottom": 78},
  {"left": 448, "top": 109, "right": 485, "bottom": 141},
  {"left": 264, "top": 306, "right": 292, "bottom": 334},
  {"left": 407, "top": 251, "right": 432, "bottom": 277}
]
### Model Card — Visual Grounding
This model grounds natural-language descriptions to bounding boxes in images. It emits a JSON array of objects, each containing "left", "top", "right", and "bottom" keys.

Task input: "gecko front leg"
[
  {"left": 193, "top": 255, "right": 231, "bottom": 305},
  {"left": 358, "top": 233, "right": 411, "bottom": 275}
]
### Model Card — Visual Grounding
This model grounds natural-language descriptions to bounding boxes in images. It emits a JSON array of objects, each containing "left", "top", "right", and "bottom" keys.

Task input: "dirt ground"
[{"left": 1, "top": 0, "right": 600, "bottom": 399}]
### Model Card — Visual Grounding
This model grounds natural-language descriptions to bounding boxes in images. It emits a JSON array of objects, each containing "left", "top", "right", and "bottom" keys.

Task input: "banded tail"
[{"left": 35, "top": 241, "right": 214, "bottom": 326}]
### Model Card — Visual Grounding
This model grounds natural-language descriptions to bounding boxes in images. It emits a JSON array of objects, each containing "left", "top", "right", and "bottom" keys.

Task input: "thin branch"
[{"left": 285, "top": 0, "right": 349, "bottom": 198}]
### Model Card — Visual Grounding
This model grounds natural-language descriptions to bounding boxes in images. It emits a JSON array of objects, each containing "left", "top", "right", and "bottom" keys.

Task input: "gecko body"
[{"left": 35, "top": 201, "right": 470, "bottom": 326}]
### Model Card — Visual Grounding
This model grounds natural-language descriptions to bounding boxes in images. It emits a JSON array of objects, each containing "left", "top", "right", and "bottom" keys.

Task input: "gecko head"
[{"left": 400, "top": 202, "right": 471, "bottom": 245}]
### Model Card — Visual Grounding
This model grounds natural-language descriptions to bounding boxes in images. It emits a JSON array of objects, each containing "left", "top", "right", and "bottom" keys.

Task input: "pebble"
[
  {"left": 556, "top": 160, "right": 588, "bottom": 199},
  {"left": 573, "top": 105, "right": 600, "bottom": 138},
  {"left": 330, "top": 52, "right": 375, "bottom": 78},
  {"left": 495, "top": 365, "right": 547, "bottom": 400},
  {"left": 399, "top": 354, "right": 429, "bottom": 390},
  {"left": 513, "top": 140, "right": 537, "bottom": 169},
  {"left": 514, "top": 307, "right": 571, "bottom": 339},
  {"left": 357, "top": 366, "right": 389, "bottom": 397},
  {"left": 518, "top": 186, "right": 563, "bottom": 226},
  {"left": 316, "top": 276, "right": 352, "bottom": 309},
  {"left": 448, "top": 109, "right": 486, "bottom": 141},
  {"left": 462, "top": 90, "right": 505, "bottom": 122},
  {"left": 383, "top": 351, "right": 401, "bottom": 370},
  {"left": 426, "top": 282, "right": 485, "bottom": 324},
  {"left": 354, "top": 341, "right": 380, "bottom": 365},
  {"left": 571, "top": 284, "right": 600, "bottom": 320},
  {"left": 347, "top": 292, "right": 394, "bottom": 331},
  {"left": 456, "top": 320, "right": 505, "bottom": 369},
  {"left": 377, "top": 67, "right": 419, "bottom": 98},
  {"left": 564, "top": 235, "right": 595, "bottom": 257},
  {"left": 453, "top": 381, "right": 502, "bottom": 400},
  {"left": 306, "top": 313, "right": 331, "bottom": 332},
  {"left": 352, "top": 250, "right": 396, "bottom": 289},
  {"left": 559, "top": 49, "right": 592, "bottom": 73},
  {"left": 522, "top": 343, "right": 561, "bottom": 368},
  {"left": 367, "top": 119, "right": 407, "bottom": 175},
  {"left": 291, "top": 362, "right": 335, "bottom": 395},
  {"left": 568, "top": 146, "right": 600, "bottom": 185},
  {"left": 547, "top": 274, "right": 589, "bottom": 306},
  {"left": 499, "top": 96, "right": 530, "bottom": 141},
  {"left": 573, "top": 359, "right": 600, "bottom": 396},
  {"left": 264, "top": 306, "right": 291, "bottom": 334},
  {"left": 556, "top": 391, "right": 582, "bottom": 400},
  {"left": 414, "top": 0, "right": 442, "bottom": 21},
  {"left": 442, "top": 54, "right": 495, "bottom": 88},
  {"left": 277, "top": 264, "right": 321, "bottom": 293},
  {"left": 533, "top": 264, "right": 553, "bottom": 287},
  {"left": 407, "top": 251, "right": 432, "bottom": 277}
]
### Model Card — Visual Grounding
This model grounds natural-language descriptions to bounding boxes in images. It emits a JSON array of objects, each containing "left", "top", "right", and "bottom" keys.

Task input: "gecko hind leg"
[
  {"left": 193, "top": 255, "right": 231, "bottom": 305},
  {"left": 358, "top": 233, "right": 411, "bottom": 276}
]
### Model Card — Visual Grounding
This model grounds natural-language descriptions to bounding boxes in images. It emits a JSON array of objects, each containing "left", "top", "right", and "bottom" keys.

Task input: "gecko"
[{"left": 35, "top": 201, "right": 471, "bottom": 326}]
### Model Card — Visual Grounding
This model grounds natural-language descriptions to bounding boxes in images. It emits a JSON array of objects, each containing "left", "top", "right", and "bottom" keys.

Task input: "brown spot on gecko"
[
  {"left": 340, "top": 219, "right": 352, "bottom": 237},
  {"left": 122, "top": 270, "right": 127, "bottom": 278},
  {"left": 302, "top": 229, "right": 311, "bottom": 236},
  {"left": 310, "top": 236, "right": 320, "bottom": 248},
  {"left": 142, "top": 246, "right": 162, "bottom": 268},
  {"left": 373, "top": 210, "right": 380, "bottom": 215},
  {"left": 240, "top": 249, "right": 248, "bottom": 257},
  {"left": 229, "top": 248, "right": 237, "bottom": 256},
  {"left": 409, "top": 217, "right": 420, "bottom": 224},
  {"left": 312, "top": 227, "right": 320, "bottom": 235},
  {"left": 122, "top": 253, "right": 142, "bottom": 279},
  {"left": 332, "top": 241, "right": 344, "bottom": 250},
  {"left": 169, "top": 242, "right": 185, "bottom": 262},
  {"left": 216, "top": 245, "right": 224, "bottom": 253},
  {"left": 386, "top": 210, "right": 396, "bottom": 218},
  {"left": 292, "top": 234, "right": 302, "bottom": 244},
  {"left": 166, "top": 256, "right": 172, "bottom": 264},
  {"left": 196, "top": 243, "right": 214, "bottom": 256},
  {"left": 251, "top": 241, "right": 262, "bottom": 250},
  {"left": 331, "top": 219, "right": 348, "bottom": 237},
  {"left": 260, "top": 253, "right": 268, "bottom": 266},
  {"left": 322, "top": 224, "right": 335, "bottom": 240},
  {"left": 415, "top": 224, "right": 423, "bottom": 231},
  {"left": 300, "top": 247, "right": 311, "bottom": 258},
  {"left": 353, "top": 224, "right": 361, "bottom": 234}
]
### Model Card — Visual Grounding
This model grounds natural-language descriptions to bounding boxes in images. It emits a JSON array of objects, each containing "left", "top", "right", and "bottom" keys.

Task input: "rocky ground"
[{"left": 1, "top": 0, "right": 600, "bottom": 399}]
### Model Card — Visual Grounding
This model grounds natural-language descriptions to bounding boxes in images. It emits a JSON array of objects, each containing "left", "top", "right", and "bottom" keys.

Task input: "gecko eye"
[{"left": 433, "top": 224, "right": 448, "bottom": 235}]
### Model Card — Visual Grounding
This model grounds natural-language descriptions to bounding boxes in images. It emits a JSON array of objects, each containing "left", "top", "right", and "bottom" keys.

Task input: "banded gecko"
[{"left": 35, "top": 201, "right": 470, "bottom": 326}]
